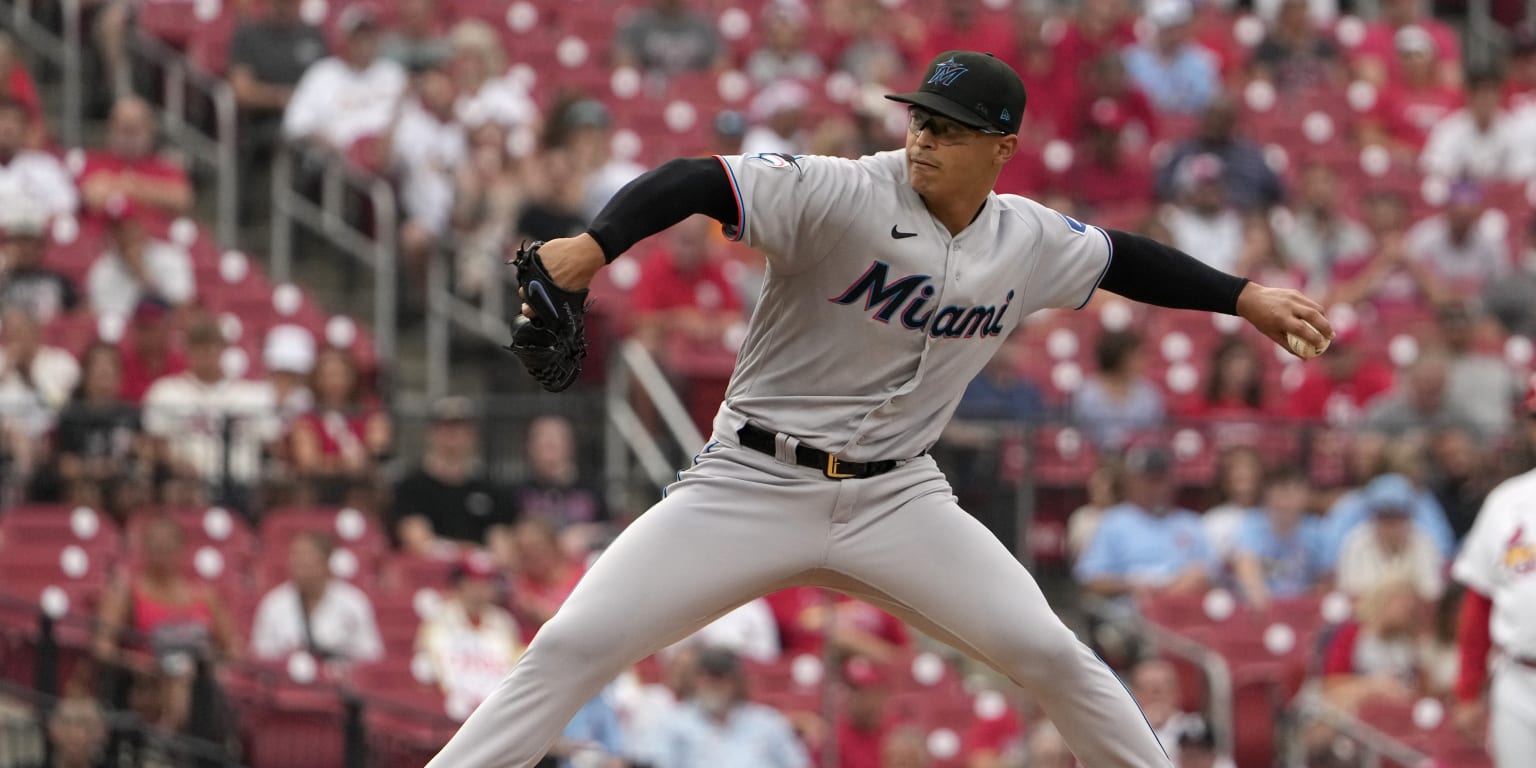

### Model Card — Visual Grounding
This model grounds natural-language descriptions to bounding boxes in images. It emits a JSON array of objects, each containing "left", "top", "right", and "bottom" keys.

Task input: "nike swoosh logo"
[{"left": 891, "top": 226, "right": 917, "bottom": 239}]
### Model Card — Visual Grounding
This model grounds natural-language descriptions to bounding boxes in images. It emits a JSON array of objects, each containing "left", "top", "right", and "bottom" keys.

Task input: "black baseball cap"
[{"left": 885, "top": 51, "right": 1027, "bottom": 136}]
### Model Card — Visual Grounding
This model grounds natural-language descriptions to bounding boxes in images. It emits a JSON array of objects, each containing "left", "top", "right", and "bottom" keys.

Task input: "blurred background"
[{"left": 0, "top": 0, "right": 1533, "bottom": 765}]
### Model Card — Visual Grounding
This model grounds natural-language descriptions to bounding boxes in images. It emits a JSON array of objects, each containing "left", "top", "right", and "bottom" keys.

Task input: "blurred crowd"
[{"left": 1, "top": 0, "right": 1535, "bottom": 764}]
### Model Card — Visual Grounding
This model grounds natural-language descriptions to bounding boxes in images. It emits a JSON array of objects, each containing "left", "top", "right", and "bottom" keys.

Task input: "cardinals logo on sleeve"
[{"left": 1503, "top": 525, "right": 1535, "bottom": 575}]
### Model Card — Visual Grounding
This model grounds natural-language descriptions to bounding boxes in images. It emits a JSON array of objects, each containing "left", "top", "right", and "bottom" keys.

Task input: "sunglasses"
[{"left": 907, "top": 107, "right": 1006, "bottom": 143}]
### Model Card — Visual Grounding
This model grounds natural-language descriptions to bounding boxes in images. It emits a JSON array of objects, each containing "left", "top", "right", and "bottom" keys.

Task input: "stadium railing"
[{"left": 270, "top": 141, "right": 400, "bottom": 369}]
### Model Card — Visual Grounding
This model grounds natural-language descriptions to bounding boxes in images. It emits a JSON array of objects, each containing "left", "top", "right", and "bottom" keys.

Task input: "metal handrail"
[
  {"left": 1138, "top": 620, "right": 1238, "bottom": 760},
  {"left": 2, "top": 0, "right": 83, "bottom": 147},
  {"left": 128, "top": 31, "right": 241, "bottom": 247},
  {"left": 603, "top": 339, "right": 708, "bottom": 502},
  {"left": 269, "top": 142, "right": 399, "bottom": 368},
  {"left": 1286, "top": 688, "right": 1430, "bottom": 768}
]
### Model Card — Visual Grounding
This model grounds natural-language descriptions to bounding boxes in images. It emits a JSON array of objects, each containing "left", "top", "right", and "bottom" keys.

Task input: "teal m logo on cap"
[{"left": 928, "top": 57, "right": 968, "bottom": 87}]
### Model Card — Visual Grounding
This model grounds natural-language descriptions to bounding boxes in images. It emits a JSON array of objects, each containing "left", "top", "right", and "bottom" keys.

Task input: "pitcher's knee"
[
  {"left": 522, "top": 614, "right": 634, "bottom": 683},
  {"left": 994, "top": 624, "right": 1090, "bottom": 687}
]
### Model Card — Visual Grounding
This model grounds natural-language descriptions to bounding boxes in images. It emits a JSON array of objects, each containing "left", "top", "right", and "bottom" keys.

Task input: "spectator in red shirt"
[
  {"left": 918, "top": 0, "right": 1015, "bottom": 74},
  {"left": 0, "top": 32, "right": 43, "bottom": 147},
  {"left": 79, "top": 97, "right": 192, "bottom": 234},
  {"left": 964, "top": 698, "right": 1027, "bottom": 767},
  {"left": 765, "top": 587, "right": 910, "bottom": 664},
  {"left": 1052, "top": 101, "right": 1155, "bottom": 216},
  {"left": 1351, "top": 0, "right": 1461, "bottom": 88},
  {"left": 1006, "top": 1, "right": 1075, "bottom": 140},
  {"left": 1285, "top": 325, "right": 1395, "bottom": 424},
  {"left": 1320, "top": 577, "right": 1430, "bottom": 713},
  {"left": 1067, "top": 52, "right": 1159, "bottom": 147},
  {"left": 1053, "top": 0, "right": 1138, "bottom": 93},
  {"left": 508, "top": 518, "right": 584, "bottom": 642},
  {"left": 116, "top": 298, "right": 186, "bottom": 404},
  {"left": 1359, "top": 27, "right": 1465, "bottom": 157},
  {"left": 631, "top": 213, "right": 745, "bottom": 392},
  {"left": 289, "top": 346, "right": 391, "bottom": 506},
  {"left": 833, "top": 657, "right": 892, "bottom": 768}
]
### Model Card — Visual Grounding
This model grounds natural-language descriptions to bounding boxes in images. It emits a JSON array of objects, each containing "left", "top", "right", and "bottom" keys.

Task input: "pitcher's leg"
[
  {"left": 825, "top": 484, "right": 1170, "bottom": 768},
  {"left": 426, "top": 449, "right": 828, "bottom": 768},
  {"left": 1490, "top": 666, "right": 1536, "bottom": 768}
]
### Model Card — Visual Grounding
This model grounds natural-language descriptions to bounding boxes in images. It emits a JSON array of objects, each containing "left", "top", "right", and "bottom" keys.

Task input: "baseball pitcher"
[{"left": 430, "top": 51, "right": 1332, "bottom": 767}]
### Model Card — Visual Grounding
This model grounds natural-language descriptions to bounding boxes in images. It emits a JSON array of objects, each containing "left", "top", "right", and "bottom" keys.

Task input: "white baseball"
[{"left": 1285, "top": 321, "right": 1330, "bottom": 359}]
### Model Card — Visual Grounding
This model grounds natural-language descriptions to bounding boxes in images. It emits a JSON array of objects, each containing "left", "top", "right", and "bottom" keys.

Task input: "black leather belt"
[{"left": 736, "top": 423, "right": 905, "bottom": 480}]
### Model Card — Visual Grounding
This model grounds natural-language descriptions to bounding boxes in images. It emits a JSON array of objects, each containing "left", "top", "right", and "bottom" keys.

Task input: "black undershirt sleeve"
[
  {"left": 1098, "top": 228, "right": 1250, "bottom": 316},
  {"left": 584, "top": 157, "right": 739, "bottom": 263}
]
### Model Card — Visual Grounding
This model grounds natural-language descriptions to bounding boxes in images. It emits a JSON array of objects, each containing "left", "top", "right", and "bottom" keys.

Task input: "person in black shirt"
[
  {"left": 511, "top": 415, "right": 609, "bottom": 557},
  {"left": 226, "top": 0, "right": 329, "bottom": 207},
  {"left": 390, "top": 396, "right": 518, "bottom": 558},
  {"left": 53, "top": 343, "right": 150, "bottom": 516}
]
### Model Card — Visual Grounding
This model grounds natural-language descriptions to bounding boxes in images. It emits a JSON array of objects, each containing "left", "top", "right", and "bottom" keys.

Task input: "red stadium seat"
[
  {"left": 1029, "top": 425, "right": 1100, "bottom": 487},
  {"left": 242, "top": 679, "right": 351, "bottom": 768}
]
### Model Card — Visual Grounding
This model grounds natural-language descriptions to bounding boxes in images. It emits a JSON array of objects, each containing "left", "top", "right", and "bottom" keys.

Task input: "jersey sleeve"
[
  {"left": 714, "top": 153, "right": 868, "bottom": 274},
  {"left": 1016, "top": 200, "right": 1114, "bottom": 310},
  {"left": 1452, "top": 485, "right": 1508, "bottom": 594}
]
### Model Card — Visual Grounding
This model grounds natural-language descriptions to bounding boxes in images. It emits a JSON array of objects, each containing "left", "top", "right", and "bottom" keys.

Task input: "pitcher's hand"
[
  {"left": 1235, "top": 283, "right": 1332, "bottom": 355},
  {"left": 517, "top": 234, "right": 605, "bottom": 318}
]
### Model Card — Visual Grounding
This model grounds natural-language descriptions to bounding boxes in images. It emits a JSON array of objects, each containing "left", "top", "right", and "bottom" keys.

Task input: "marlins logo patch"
[
  {"left": 928, "top": 57, "right": 968, "bottom": 87},
  {"left": 750, "top": 152, "right": 802, "bottom": 169}
]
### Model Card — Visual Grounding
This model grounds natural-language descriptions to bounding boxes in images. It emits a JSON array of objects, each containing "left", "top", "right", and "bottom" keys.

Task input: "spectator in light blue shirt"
[
  {"left": 1231, "top": 465, "right": 1329, "bottom": 609},
  {"left": 1075, "top": 445, "right": 1216, "bottom": 600},
  {"left": 558, "top": 685, "right": 626, "bottom": 767},
  {"left": 1122, "top": 0, "right": 1220, "bottom": 115},
  {"left": 1320, "top": 473, "right": 1455, "bottom": 567},
  {"left": 650, "top": 647, "right": 810, "bottom": 768}
]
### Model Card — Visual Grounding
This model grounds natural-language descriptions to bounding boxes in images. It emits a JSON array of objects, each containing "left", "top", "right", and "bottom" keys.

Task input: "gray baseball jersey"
[
  {"left": 426, "top": 150, "right": 1171, "bottom": 768},
  {"left": 715, "top": 149, "right": 1112, "bottom": 461}
]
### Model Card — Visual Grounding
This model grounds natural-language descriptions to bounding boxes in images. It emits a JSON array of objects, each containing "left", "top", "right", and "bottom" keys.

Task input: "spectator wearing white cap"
[
  {"left": 282, "top": 4, "right": 408, "bottom": 156},
  {"left": 1352, "top": 0, "right": 1461, "bottom": 88},
  {"left": 740, "top": 80, "right": 811, "bottom": 157},
  {"left": 745, "top": 1, "right": 825, "bottom": 87},
  {"left": 1121, "top": 0, "right": 1220, "bottom": 115},
  {"left": 262, "top": 324, "right": 317, "bottom": 425},
  {"left": 1358, "top": 26, "right": 1465, "bottom": 157}
]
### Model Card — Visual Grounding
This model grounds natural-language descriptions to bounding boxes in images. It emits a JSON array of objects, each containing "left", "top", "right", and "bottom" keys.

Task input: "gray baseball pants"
[{"left": 426, "top": 438, "right": 1171, "bottom": 767}]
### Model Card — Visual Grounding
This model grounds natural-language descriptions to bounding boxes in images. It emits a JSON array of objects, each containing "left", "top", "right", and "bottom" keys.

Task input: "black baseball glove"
[{"left": 505, "top": 241, "right": 589, "bottom": 392}]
